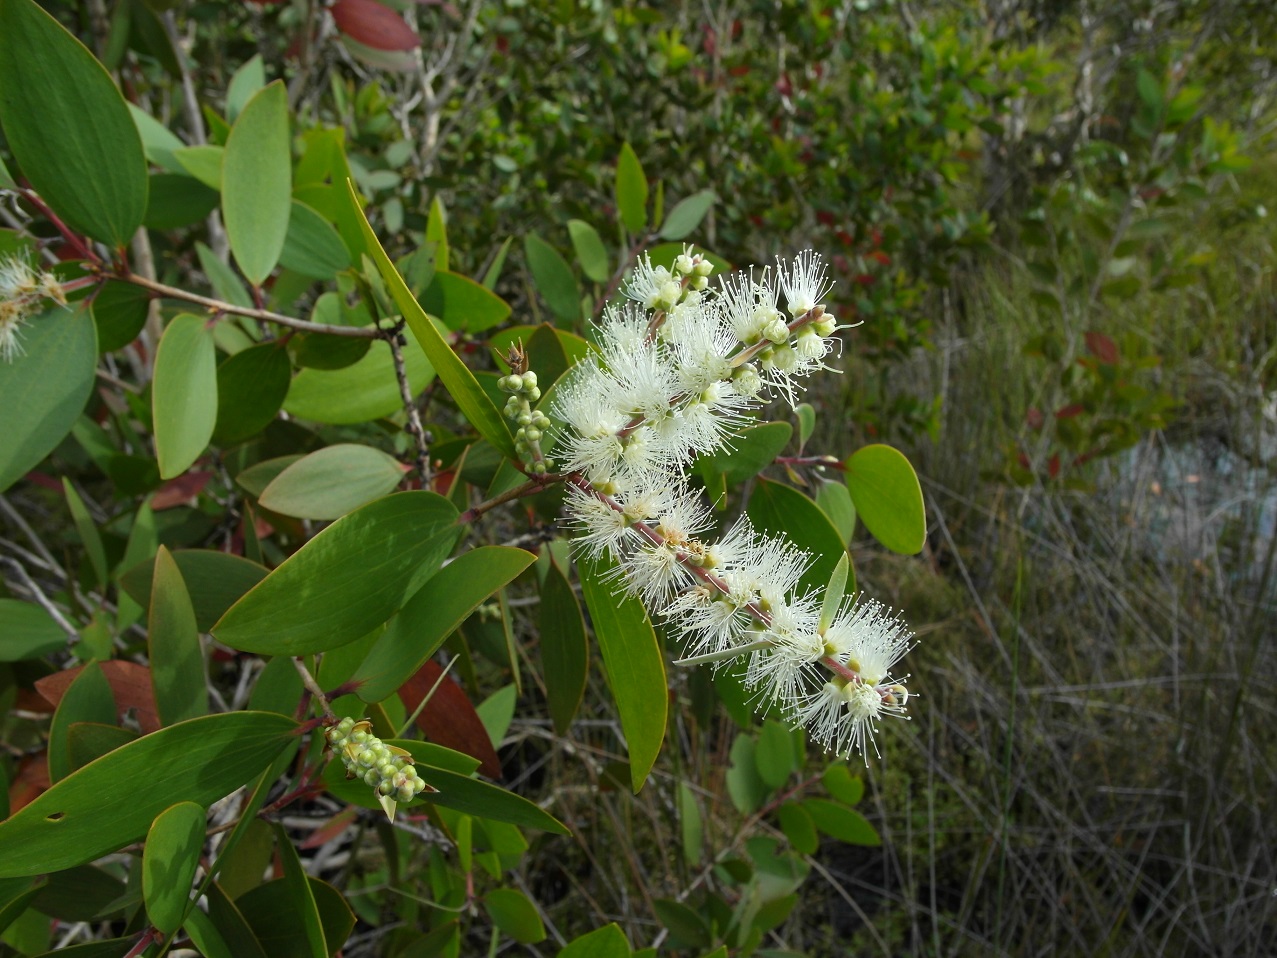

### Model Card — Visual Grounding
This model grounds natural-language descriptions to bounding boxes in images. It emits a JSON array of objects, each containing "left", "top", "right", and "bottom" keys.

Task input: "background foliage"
[{"left": 0, "top": 0, "right": 1274, "bottom": 956}]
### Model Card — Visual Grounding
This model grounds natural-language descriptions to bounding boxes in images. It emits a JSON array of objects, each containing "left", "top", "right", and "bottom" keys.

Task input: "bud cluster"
[
  {"left": 326, "top": 717, "right": 428, "bottom": 804},
  {"left": 499, "top": 370, "right": 554, "bottom": 474},
  {"left": 0, "top": 254, "right": 67, "bottom": 363}
]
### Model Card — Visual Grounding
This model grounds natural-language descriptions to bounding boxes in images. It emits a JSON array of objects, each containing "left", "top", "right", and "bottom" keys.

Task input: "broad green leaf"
[
  {"left": 60, "top": 479, "right": 107, "bottom": 588},
  {"left": 196, "top": 241, "right": 251, "bottom": 308},
  {"left": 421, "top": 270, "right": 511, "bottom": 333},
  {"left": 476, "top": 683, "right": 517, "bottom": 749},
  {"left": 226, "top": 53, "right": 265, "bottom": 123},
  {"left": 66, "top": 722, "right": 136, "bottom": 771},
  {"left": 777, "top": 801, "right": 818, "bottom": 855},
  {"left": 352, "top": 546, "right": 535, "bottom": 702},
  {"left": 747, "top": 478, "right": 847, "bottom": 594},
  {"left": 678, "top": 782, "right": 702, "bottom": 866},
  {"left": 280, "top": 201, "right": 351, "bottom": 280},
  {"left": 755, "top": 719, "right": 799, "bottom": 789},
  {"left": 258, "top": 444, "right": 407, "bottom": 520},
  {"left": 425, "top": 195, "right": 449, "bottom": 272},
  {"left": 524, "top": 233, "right": 580, "bottom": 325},
  {"left": 90, "top": 280, "right": 151, "bottom": 353},
  {"left": 142, "top": 802, "right": 205, "bottom": 935},
  {"left": 153, "top": 314, "right": 218, "bottom": 479},
  {"left": 0, "top": 306, "right": 97, "bottom": 493},
  {"left": 0, "top": 0, "right": 147, "bottom": 247},
  {"left": 484, "top": 889, "right": 546, "bottom": 944},
  {"left": 247, "top": 655, "right": 303, "bottom": 717},
  {"left": 726, "top": 733, "right": 767, "bottom": 814},
  {"left": 578, "top": 553, "right": 666, "bottom": 792},
  {"left": 567, "top": 219, "right": 610, "bottom": 283},
  {"left": 270, "top": 823, "right": 327, "bottom": 958},
  {"left": 148, "top": 546, "right": 208, "bottom": 726},
  {"left": 212, "top": 342, "right": 292, "bottom": 445},
  {"left": 418, "top": 765, "right": 569, "bottom": 834},
  {"left": 844, "top": 444, "right": 926, "bottom": 555},
  {"left": 802, "top": 798, "right": 880, "bottom": 845},
  {"left": 540, "top": 557, "right": 588, "bottom": 735},
  {"left": 27, "top": 865, "right": 124, "bottom": 921},
  {"left": 659, "top": 189, "right": 716, "bottom": 240},
  {"left": 695, "top": 422, "right": 792, "bottom": 486},
  {"left": 815, "top": 478, "right": 856, "bottom": 549},
  {"left": 615, "top": 143, "right": 648, "bottom": 235},
  {"left": 237, "top": 877, "right": 353, "bottom": 958},
  {"left": 175, "top": 145, "right": 224, "bottom": 190},
  {"left": 183, "top": 901, "right": 238, "bottom": 958},
  {"left": 0, "top": 600, "right": 66, "bottom": 660},
  {"left": 128, "top": 103, "right": 186, "bottom": 173},
  {"left": 213, "top": 491, "right": 458, "bottom": 655},
  {"left": 48, "top": 662, "right": 116, "bottom": 783},
  {"left": 205, "top": 881, "right": 268, "bottom": 958},
  {"left": 0, "top": 712, "right": 297, "bottom": 878},
  {"left": 652, "top": 899, "right": 710, "bottom": 950},
  {"left": 795, "top": 403, "right": 816, "bottom": 447},
  {"left": 143, "top": 173, "right": 219, "bottom": 230},
  {"left": 558, "top": 923, "right": 631, "bottom": 958},
  {"left": 121, "top": 549, "right": 267, "bottom": 632},
  {"left": 213, "top": 818, "right": 273, "bottom": 901},
  {"left": 347, "top": 181, "right": 517, "bottom": 460},
  {"left": 821, "top": 765, "right": 865, "bottom": 806},
  {"left": 284, "top": 335, "right": 434, "bottom": 425},
  {"left": 223, "top": 82, "right": 290, "bottom": 286}
]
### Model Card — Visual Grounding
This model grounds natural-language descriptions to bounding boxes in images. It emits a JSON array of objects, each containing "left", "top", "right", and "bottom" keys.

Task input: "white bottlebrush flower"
[
  {"left": 777, "top": 249, "right": 833, "bottom": 318},
  {"left": 824, "top": 596, "right": 913, "bottom": 684},
  {"left": 0, "top": 254, "right": 64, "bottom": 364},
  {"left": 624, "top": 253, "right": 679, "bottom": 311}
]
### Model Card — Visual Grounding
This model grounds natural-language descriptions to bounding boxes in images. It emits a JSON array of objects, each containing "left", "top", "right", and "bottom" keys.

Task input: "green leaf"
[
  {"left": 425, "top": 195, "right": 449, "bottom": 272},
  {"left": 777, "top": 801, "right": 818, "bottom": 855},
  {"left": 615, "top": 143, "right": 648, "bottom": 235},
  {"left": 695, "top": 423, "right": 792, "bottom": 486},
  {"left": 802, "top": 798, "right": 880, "bottom": 846},
  {"left": 258, "top": 444, "right": 407, "bottom": 520},
  {"left": 236, "top": 877, "right": 353, "bottom": 958},
  {"left": 726, "top": 733, "right": 767, "bottom": 814},
  {"left": 420, "top": 271, "right": 512, "bottom": 333},
  {"left": 1136, "top": 68, "right": 1163, "bottom": 114},
  {"left": 143, "top": 173, "right": 220, "bottom": 230},
  {"left": 90, "top": 280, "right": 151, "bottom": 353},
  {"left": 346, "top": 181, "right": 517, "bottom": 460},
  {"left": 795, "top": 403, "right": 816, "bottom": 447},
  {"left": 213, "top": 492, "right": 458, "bottom": 655},
  {"left": 284, "top": 336, "right": 434, "bottom": 425},
  {"left": 578, "top": 554, "right": 666, "bottom": 792},
  {"left": 226, "top": 53, "right": 265, "bottom": 123},
  {"left": 755, "top": 719, "right": 798, "bottom": 789},
  {"left": 67, "top": 723, "right": 136, "bottom": 771},
  {"left": 280, "top": 201, "right": 351, "bottom": 280},
  {"left": 142, "top": 802, "right": 205, "bottom": 935},
  {"left": 484, "top": 889, "right": 546, "bottom": 944},
  {"left": 212, "top": 343, "right": 292, "bottom": 445},
  {"left": 0, "top": 711, "right": 297, "bottom": 878},
  {"left": 524, "top": 234, "right": 581, "bottom": 325},
  {"left": 0, "top": 0, "right": 147, "bottom": 247},
  {"left": 196, "top": 241, "right": 251, "bottom": 308},
  {"left": 652, "top": 899, "right": 710, "bottom": 950},
  {"left": 678, "top": 781, "right": 702, "bottom": 865},
  {"left": 48, "top": 662, "right": 116, "bottom": 783},
  {"left": 128, "top": 103, "right": 186, "bottom": 173},
  {"left": 747, "top": 478, "right": 847, "bottom": 594},
  {"left": 0, "top": 600, "right": 66, "bottom": 661},
  {"left": 153, "top": 314, "right": 218, "bottom": 479},
  {"left": 175, "top": 145, "right": 224, "bottom": 190},
  {"left": 417, "top": 764, "right": 569, "bottom": 834},
  {"left": 222, "top": 81, "right": 291, "bottom": 286},
  {"left": 352, "top": 545, "right": 535, "bottom": 703},
  {"left": 540, "top": 557, "right": 588, "bottom": 735},
  {"left": 148, "top": 546, "right": 208, "bottom": 726},
  {"left": 61, "top": 478, "right": 107, "bottom": 588},
  {"left": 559, "top": 924, "right": 631, "bottom": 958},
  {"left": 844, "top": 444, "right": 926, "bottom": 555},
  {"left": 270, "top": 823, "right": 327, "bottom": 958},
  {"left": 204, "top": 881, "right": 268, "bottom": 958},
  {"left": 659, "top": 189, "right": 716, "bottom": 241},
  {"left": 815, "top": 479, "right": 856, "bottom": 548},
  {"left": 567, "top": 219, "right": 609, "bottom": 283},
  {"left": 121, "top": 549, "right": 267, "bottom": 633},
  {"left": 0, "top": 306, "right": 97, "bottom": 493},
  {"left": 821, "top": 765, "right": 864, "bottom": 806}
]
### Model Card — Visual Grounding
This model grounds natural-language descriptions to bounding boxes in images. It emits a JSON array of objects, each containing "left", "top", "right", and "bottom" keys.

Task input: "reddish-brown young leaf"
[
  {"left": 1055, "top": 403, "right": 1085, "bottom": 420},
  {"left": 398, "top": 662, "right": 501, "bottom": 778},
  {"left": 7, "top": 752, "right": 50, "bottom": 813},
  {"left": 1085, "top": 330, "right": 1120, "bottom": 365},
  {"left": 330, "top": 0, "right": 420, "bottom": 51},
  {"left": 35, "top": 661, "right": 162, "bottom": 734},
  {"left": 151, "top": 471, "right": 214, "bottom": 510}
]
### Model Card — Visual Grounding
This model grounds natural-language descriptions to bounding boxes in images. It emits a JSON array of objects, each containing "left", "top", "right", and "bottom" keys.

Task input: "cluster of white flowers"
[
  {"left": 0, "top": 253, "right": 65, "bottom": 363},
  {"left": 552, "top": 249, "right": 914, "bottom": 762}
]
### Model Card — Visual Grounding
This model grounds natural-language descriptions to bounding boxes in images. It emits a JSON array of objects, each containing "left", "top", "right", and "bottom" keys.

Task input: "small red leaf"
[
  {"left": 152, "top": 471, "right": 213, "bottom": 510},
  {"left": 35, "top": 661, "right": 162, "bottom": 734},
  {"left": 7, "top": 752, "right": 50, "bottom": 813},
  {"left": 1047, "top": 454, "right": 1061, "bottom": 479},
  {"left": 1085, "top": 331, "right": 1120, "bottom": 365},
  {"left": 301, "top": 807, "right": 358, "bottom": 849},
  {"left": 398, "top": 662, "right": 501, "bottom": 778},
  {"left": 1055, "top": 403, "right": 1085, "bottom": 420},
  {"left": 1026, "top": 407, "right": 1044, "bottom": 430},
  {"left": 330, "top": 0, "right": 420, "bottom": 51}
]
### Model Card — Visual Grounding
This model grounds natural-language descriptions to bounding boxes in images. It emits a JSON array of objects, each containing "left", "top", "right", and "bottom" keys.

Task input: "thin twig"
[
  {"left": 387, "top": 328, "right": 433, "bottom": 480},
  {"left": 0, "top": 555, "right": 78, "bottom": 639},
  {"left": 294, "top": 658, "right": 337, "bottom": 721}
]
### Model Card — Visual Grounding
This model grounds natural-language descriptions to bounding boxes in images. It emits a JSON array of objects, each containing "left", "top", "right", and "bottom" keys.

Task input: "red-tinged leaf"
[
  {"left": 151, "top": 472, "right": 214, "bottom": 510},
  {"left": 1085, "top": 330, "right": 1120, "bottom": 365},
  {"left": 1048, "top": 454, "right": 1061, "bottom": 479},
  {"left": 1025, "top": 407, "right": 1044, "bottom": 430},
  {"left": 399, "top": 661, "right": 501, "bottom": 778},
  {"left": 35, "top": 661, "right": 162, "bottom": 734},
  {"left": 7, "top": 752, "right": 49, "bottom": 813},
  {"left": 330, "top": 0, "right": 419, "bottom": 51},
  {"left": 1054, "top": 403, "right": 1085, "bottom": 420},
  {"left": 300, "top": 807, "right": 358, "bottom": 850}
]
